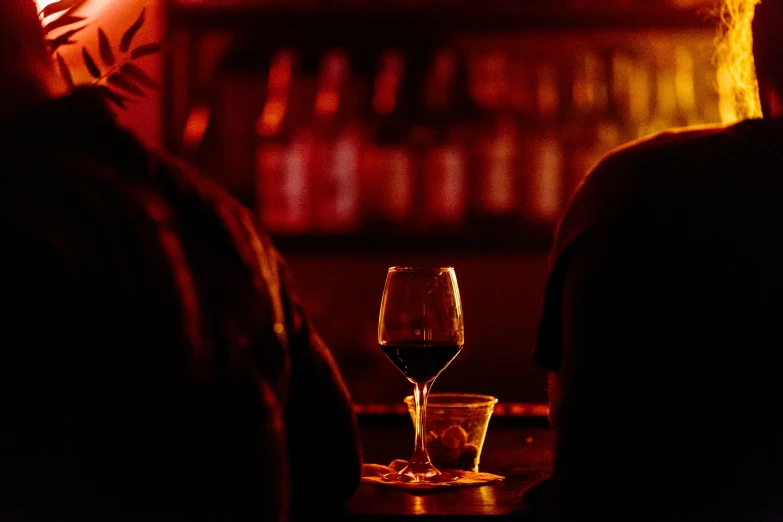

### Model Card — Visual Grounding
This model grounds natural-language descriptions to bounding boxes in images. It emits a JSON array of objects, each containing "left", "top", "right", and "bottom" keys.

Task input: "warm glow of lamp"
[
  {"left": 36, "top": 0, "right": 113, "bottom": 21},
  {"left": 35, "top": 0, "right": 58, "bottom": 11}
]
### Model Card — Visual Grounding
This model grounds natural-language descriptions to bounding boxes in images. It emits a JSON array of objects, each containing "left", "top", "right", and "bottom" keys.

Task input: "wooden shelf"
[
  {"left": 167, "top": 0, "right": 719, "bottom": 33},
  {"left": 270, "top": 227, "right": 555, "bottom": 255}
]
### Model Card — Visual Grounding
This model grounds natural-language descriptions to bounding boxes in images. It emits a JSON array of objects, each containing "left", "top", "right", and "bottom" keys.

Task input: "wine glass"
[{"left": 378, "top": 266, "right": 464, "bottom": 483}]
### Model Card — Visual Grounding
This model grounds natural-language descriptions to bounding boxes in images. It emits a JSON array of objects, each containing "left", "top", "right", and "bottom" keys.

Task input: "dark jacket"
[
  {"left": 0, "top": 88, "right": 361, "bottom": 522},
  {"left": 531, "top": 120, "right": 783, "bottom": 522}
]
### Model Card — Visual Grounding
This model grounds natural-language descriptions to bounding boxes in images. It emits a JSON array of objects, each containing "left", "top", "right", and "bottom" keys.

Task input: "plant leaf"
[
  {"left": 98, "top": 28, "right": 115, "bottom": 66},
  {"left": 40, "top": 1, "right": 67, "bottom": 18},
  {"left": 63, "top": 0, "right": 89, "bottom": 16},
  {"left": 120, "top": 8, "right": 146, "bottom": 53},
  {"left": 40, "top": 0, "right": 83, "bottom": 19},
  {"left": 56, "top": 53, "right": 74, "bottom": 89},
  {"left": 47, "top": 39, "right": 76, "bottom": 53},
  {"left": 82, "top": 47, "right": 101, "bottom": 79},
  {"left": 43, "top": 15, "right": 85, "bottom": 35},
  {"left": 120, "top": 63, "right": 161, "bottom": 90},
  {"left": 97, "top": 86, "right": 128, "bottom": 110},
  {"left": 46, "top": 25, "right": 86, "bottom": 53},
  {"left": 131, "top": 42, "right": 163, "bottom": 60},
  {"left": 108, "top": 72, "right": 145, "bottom": 96}
]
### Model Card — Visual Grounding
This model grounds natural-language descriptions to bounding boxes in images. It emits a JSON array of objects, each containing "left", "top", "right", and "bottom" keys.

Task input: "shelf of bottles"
[
  {"left": 190, "top": 24, "right": 722, "bottom": 249},
  {"left": 169, "top": 0, "right": 719, "bottom": 32}
]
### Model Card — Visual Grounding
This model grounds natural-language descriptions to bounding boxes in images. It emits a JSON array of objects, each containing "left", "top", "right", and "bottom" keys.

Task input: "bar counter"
[{"left": 342, "top": 407, "right": 553, "bottom": 520}]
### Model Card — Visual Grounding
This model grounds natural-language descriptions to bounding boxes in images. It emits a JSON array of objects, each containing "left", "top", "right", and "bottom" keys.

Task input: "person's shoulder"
[
  {"left": 150, "top": 149, "right": 249, "bottom": 217},
  {"left": 618, "top": 121, "right": 734, "bottom": 152},
  {"left": 147, "top": 148, "right": 283, "bottom": 266},
  {"left": 581, "top": 122, "right": 735, "bottom": 197},
  {"left": 553, "top": 122, "right": 742, "bottom": 252},
  {"left": 150, "top": 149, "right": 266, "bottom": 233}
]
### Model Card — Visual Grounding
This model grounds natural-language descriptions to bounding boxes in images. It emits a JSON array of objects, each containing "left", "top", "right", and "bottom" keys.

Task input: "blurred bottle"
[
  {"left": 467, "top": 50, "right": 520, "bottom": 230},
  {"left": 610, "top": 47, "right": 653, "bottom": 142},
  {"left": 672, "top": 45, "right": 701, "bottom": 126},
  {"left": 308, "top": 49, "right": 363, "bottom": 234},
  {"left": 516, "top": 58, "right": 566, "bottom": 223},
  {"left": 255, "top": 49, "right": 313, "bottom": 235},
  {"left": 360, "top": 50, "right": 415, "bottom": 231},
  {"left": 413, "top": 47, "right": 470, "bottom": 234},
  {"left": 563, "top": 49, "right": 622, "bottom": 199},
  {"left": 200, "top": 51, "right": 267, "bottom": 208},
  {"left": 645, "top": 40, "right": 699, "bottom": 134}
]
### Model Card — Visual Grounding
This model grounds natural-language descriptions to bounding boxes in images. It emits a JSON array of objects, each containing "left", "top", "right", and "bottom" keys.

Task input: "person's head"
[
  {"left": 751, "top": 0, "right": 783, "bottom": 117},
  {"left": 0, "top": 0, "right": 48, "bottom": 57},
  {"left": 0, "top": 0, "right": 68, "bottom": 114}
]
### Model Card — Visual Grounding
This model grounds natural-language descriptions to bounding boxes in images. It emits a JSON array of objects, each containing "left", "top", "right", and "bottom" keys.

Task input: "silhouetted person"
[
  {"left": 528, "top": 1, "right": 783, "bottom": 520},
  {"left": 0, "top": 2, "right": 361, "bottom": 521}
]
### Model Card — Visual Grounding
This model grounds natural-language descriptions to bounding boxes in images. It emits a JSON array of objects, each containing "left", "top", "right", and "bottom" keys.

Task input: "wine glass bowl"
[{"left": 378, "top": 266, "right": 464, "bottom": 484}]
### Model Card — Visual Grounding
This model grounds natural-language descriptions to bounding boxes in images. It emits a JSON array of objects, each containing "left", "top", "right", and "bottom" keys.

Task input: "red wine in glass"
[{"left": 380, "top": 341, "right": 462, "bottom": 384}]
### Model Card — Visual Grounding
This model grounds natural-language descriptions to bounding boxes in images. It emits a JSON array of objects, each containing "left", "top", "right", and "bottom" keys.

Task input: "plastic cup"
[{"left": 404, "top": 393, "right": 498, "bottom": 472}]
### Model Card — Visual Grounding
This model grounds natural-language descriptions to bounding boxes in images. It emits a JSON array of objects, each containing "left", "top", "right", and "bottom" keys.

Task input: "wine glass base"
[{"left": 381, "top": 468, "right": 459, "bottom": 484}]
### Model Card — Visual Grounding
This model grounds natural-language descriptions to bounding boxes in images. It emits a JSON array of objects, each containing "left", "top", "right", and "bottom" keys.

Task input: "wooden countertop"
[{"left": 342, "top": 414, "right": 553, "bottom": 519}]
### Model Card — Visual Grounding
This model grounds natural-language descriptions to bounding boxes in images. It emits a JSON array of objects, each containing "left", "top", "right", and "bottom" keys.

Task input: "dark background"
[{"left": 161, "top": 0, "right": 726, "bottom": 407}]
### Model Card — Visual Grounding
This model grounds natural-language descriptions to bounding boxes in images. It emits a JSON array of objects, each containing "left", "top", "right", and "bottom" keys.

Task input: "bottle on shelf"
[
  {"left": 672, "top": 44, "right": 702, "bottom": 126},
  {"left": 360, "top": 49, "right": 415, "bottom": 232},
  {"left": 413, "top": 47, "right": 470, "bottom": 235},
  {"left": 466, "top": 50, "right": 521, "bottom": 232},
  {"left": 516, "top": 57, "right": 566, "bottom": 224},
  {"left": 255, "top": 49, "right": 313, "bottom": 235},
  {"left": 308, "top": 49, "right": 364, "bottom": 234},
  {"left": 200, "top": 52, "right": 267, "bottom": 209},
  {"left": 610, "top": 46, "right": 653, "bottom": 142},
  {"left": 562, "top": 49, "right": 622, "bottom": 199},
  {"left": 644, "top": 39, "right": 685, "bottom": 136}
]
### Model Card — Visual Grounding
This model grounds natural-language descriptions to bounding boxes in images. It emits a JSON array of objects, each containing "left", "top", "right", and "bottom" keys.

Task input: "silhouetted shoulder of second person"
[{"left": 530, "top": 115, "right": 783, "bottom": 522}]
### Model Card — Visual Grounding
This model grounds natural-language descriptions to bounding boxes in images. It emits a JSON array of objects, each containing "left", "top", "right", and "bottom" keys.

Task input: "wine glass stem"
[{"left": 410, "top": 381, "right": 432, "bottom": 467}]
